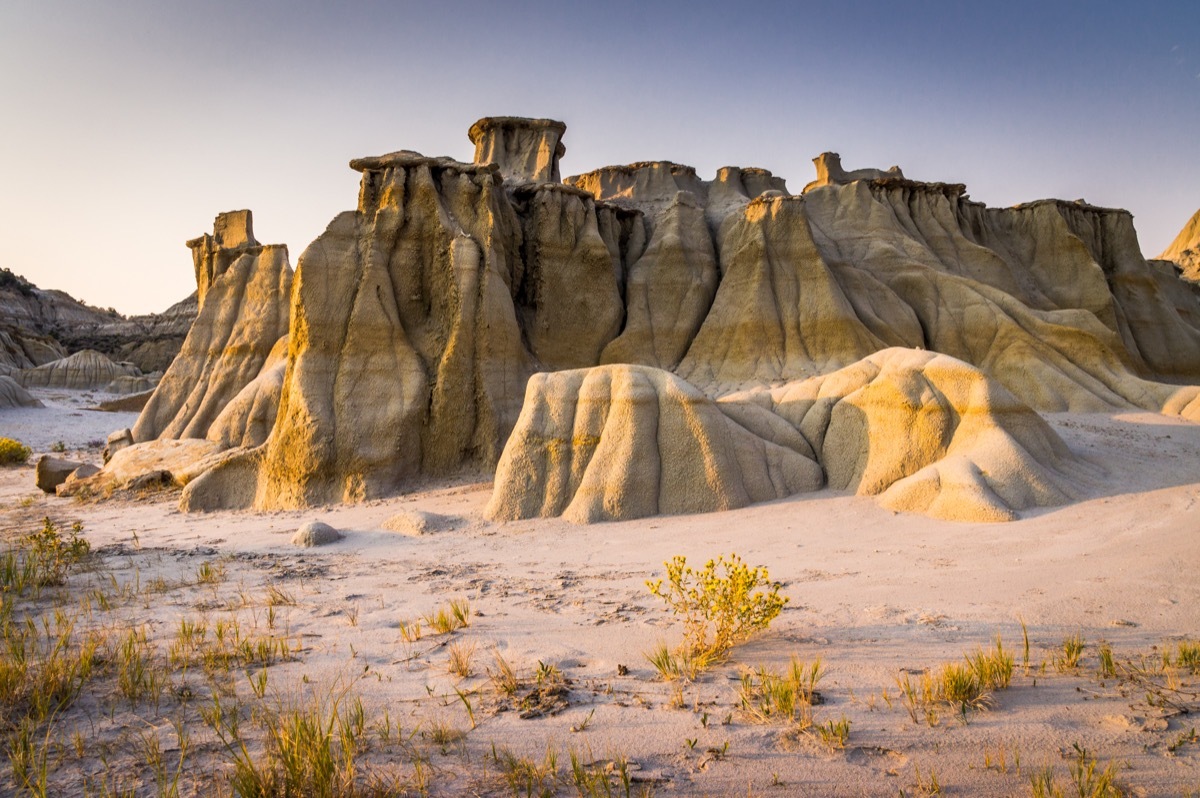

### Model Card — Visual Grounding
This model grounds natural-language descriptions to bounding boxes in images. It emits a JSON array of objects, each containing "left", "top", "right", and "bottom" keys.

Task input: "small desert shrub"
[
  {"left": 1098, "top": 641, "right": 1116, "bottom": 678},
  {"left": 647, "top": 553, "right": 787, "bottom": 668},
  {"left": 3, "top": 518, "right": 91, "bottom": 593},
  {"left": 814, "top": 715, "right": 851, "bottom": 750},
  {"left": 0, "top": 437, "right": 31, "bottom": 465},
  {"left": 646, "top": 641, "right": 699, "bottom": 682},
  {"left": 488, "top": 650, "right": 519, "bottom": 696},
  {"left": 205, "top": 687, "right": 371, "bottom": 798}
]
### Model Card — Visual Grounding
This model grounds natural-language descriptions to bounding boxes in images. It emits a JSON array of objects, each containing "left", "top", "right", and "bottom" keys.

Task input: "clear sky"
[{"left": 2, "top": 1, "right": 1198, "bottom": 315}]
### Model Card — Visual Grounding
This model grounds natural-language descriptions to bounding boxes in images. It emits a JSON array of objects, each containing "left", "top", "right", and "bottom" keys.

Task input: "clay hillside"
[
  {"left": 0, "top": 265, "right": 196, "bottom": 375},
  {"left": 57, "top": 116, "right": 1200, "bottom": 524}
]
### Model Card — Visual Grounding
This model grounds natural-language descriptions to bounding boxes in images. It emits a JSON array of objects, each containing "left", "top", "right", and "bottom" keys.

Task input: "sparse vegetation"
[
  {"left": 646, "top": 553, "right": 787, "bottom": 669},
  {"left": 737, "top": 657, "right": 824, "bottom": 724},
  {"left": 0, "top": 438, "right": 32, "bottom": 466},
  {"left": 1056, "top": 632, "right": 1085, "bottom": 671},
  {"left": 1029, "top": 744, "right": 1125, "bottom": 798}
]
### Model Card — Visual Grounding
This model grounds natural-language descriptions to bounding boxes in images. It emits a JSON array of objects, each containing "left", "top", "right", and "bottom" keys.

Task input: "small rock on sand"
[
  {"left": 292, "top": 521, "right": 342, "bottom": 547},
  {"left": 381, "top": 509, "right": 456, "bottom": 537}
]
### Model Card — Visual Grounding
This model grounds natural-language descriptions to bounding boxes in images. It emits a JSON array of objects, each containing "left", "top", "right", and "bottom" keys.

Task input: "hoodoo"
[{"left": 60, "top": 115, "right": 1199, "bottom": 523}]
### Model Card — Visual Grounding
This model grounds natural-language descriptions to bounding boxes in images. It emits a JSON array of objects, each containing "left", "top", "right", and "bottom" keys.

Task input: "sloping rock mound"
[
  {"left": 486, "top": 365, "right": 823, "bottom": 523},
  {"left": 205, "top": 335, "right": 288, "bottom": 449},
  {"left": 105, "top": 374, "right": 159, "bottom": 395},
  {"left": 1159, "top": 208, "right": 1200, "bottom": 283},
  {"left": 17, "top": 349, "right": 140, "bottom": 390},
  {"left": 60, "top": 438, "right": 227, "bottom": 497},
  {"left": 1, "top": 267, "right": 192, "bottom": 374},
  {"left": 58, "top": 293, "right": 198, "bottom": 374},
  {"left": 0, "top": 375, "right": 41, "bottom": 408},
  {"left": 131, "top": 213, "right": 292, "bottom": 443},
  {"left": 0, "top": 325, "right": 65, "bottom": 371},
  {"left": 724, "top": 348, "right": 1086, "bottom": 522},
  {"left": 491, "top": 351, "right": 1085, "bottom": 523}
]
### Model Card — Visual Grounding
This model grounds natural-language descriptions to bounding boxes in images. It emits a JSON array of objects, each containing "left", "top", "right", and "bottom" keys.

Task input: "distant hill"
[{"left": 0, "top": 267, "right": 195, "bottom": 373}]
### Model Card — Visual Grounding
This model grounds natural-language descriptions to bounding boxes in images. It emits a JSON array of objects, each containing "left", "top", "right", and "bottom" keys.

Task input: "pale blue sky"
[{"left": 2, "top": 1, "right": 1197, "bottom": 314}]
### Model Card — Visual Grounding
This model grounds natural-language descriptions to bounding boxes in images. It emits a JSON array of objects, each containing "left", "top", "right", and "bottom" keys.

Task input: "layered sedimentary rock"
[
  {"left": 725, "top": 349, "right": 1085, "bottom": 522},
  {"left": 204, "top": 335, "right": 289, "bottom": 449},
  {"left": 486, "top": 365, "right": 823, "bottom": 523},
  {"left": 185, "top": 151, "right": 529, "bottom": 510},
  {"left": 489, "top": 351, "right": 1083, "bottom": 523},
  {"left": 188, "top": 210, "right": 259, "bottom": 309},
  {"left": 0, "top": 327, "right": 64, "bottom": 372},
  {"left": 1, "top": 267, "right": 194, "bottom": 373},
  {"left": 113, "top": 120, "right": 1199, "bottom": 524},
  {"left": 802, "top": 152, "right": 903, "bottom": 192},
  {"left": 469, "top": 117, "right": 567, "bottom": 184},
  {"left": 1159, "top": 208, "right": 1200, "bottom": 282},
  {"left": 131, "top": 215, "right": 292, "bottom": 443},
  {"left": 17, "top": 349, "right": 140, "bottom": 390},
  {"left": 510, "top": 183, "right": 623, "bottom": 368},
  {"left": 0, "top": 375, "right": 41, "bottom": 408}
]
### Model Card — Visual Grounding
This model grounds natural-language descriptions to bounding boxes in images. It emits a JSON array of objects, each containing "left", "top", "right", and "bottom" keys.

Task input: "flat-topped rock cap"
[
  {"left": 349, "top": 149, "right": 498, "bottom": 175},
  {"left": 468, "top": 116, "right": 566, "bottom": 149}
]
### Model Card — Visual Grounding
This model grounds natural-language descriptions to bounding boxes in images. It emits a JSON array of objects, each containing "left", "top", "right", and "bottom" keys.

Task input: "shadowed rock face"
[
  {"left": 160, "top": 118, "right": 1200, "bottom": 522},
  {"left": 0, "top": 375, "right": 41, "bottom": 408}
]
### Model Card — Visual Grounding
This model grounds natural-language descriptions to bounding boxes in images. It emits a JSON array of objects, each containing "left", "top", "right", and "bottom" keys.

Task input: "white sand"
[{"left": 1, "top": 401, "right": 1198, "bottom": 796}]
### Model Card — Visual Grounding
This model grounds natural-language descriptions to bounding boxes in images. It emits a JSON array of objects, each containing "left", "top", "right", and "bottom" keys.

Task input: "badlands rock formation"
[
  {"left": 488, "top": 351, "right": 1082, "bottom": 524},
  {"left": 131, "top": 212, "right": 292, "bottom": 443},
  {"left": 0, "top": 375, "right": 41, "bottom": 408},
  {"left": 1159, "top": 208, "right": 1200, "bottom": 282},
  {"left": 0, "top": 267, "right": 195, "bottom": 373},
  {"left": 76, "top": 115, "right": 1200, "bottom": 523},
  {"left": 16, "top": 349, "right": 140, "bottom": 390},
  {"left": 802, "top": 152, "right": 904, "bottom": 192},
  {"left": 486, "top": 365, "right": 823, "bottom": 523}
]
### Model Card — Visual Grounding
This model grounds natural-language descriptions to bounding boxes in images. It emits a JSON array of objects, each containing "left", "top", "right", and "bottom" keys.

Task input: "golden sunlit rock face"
[
  {"left": 93, "top": 115, "right": 1200, "bottom": 523},
  {"left": 1159, "top": 208, "right": 1200, "bottom": 283},
  {"left": 133, "top": 212, "right": 292, "bottom": 444}
]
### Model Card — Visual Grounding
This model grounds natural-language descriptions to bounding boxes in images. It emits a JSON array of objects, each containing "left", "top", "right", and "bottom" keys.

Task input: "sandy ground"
[{"left": 0, "top": 393, "right": 1198, "bottom": 796}]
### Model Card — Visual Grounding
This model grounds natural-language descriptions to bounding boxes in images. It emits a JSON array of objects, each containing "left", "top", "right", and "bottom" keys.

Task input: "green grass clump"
[
  {"left": 738, "top": 657, "right": 824, "bottom": 723},
  {"left": 0, "top": 438, "right": 31, "bottom": 466}
]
